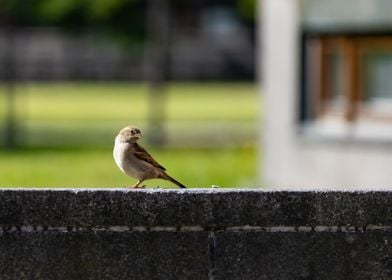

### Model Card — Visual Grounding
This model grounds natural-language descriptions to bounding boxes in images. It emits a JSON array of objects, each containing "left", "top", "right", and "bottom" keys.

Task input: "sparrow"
[{"left": 113, "top": 125, "right": 186, "bottom": 188}]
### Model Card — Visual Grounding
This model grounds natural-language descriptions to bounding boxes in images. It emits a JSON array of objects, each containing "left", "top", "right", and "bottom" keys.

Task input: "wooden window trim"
[{"left": 310, "top": 35, "right": 392, "bottom": 122}]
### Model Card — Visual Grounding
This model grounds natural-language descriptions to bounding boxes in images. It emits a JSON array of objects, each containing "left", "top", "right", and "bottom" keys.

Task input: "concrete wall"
[
  {"left": 261, "top": 0, "right": 392, "bottom": 187},
  {"left": 1, "top": 189, "right": 392, "bottom": 279}
]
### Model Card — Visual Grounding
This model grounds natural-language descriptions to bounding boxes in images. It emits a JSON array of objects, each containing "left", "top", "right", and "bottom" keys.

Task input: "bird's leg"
[{"left": 128, "top": 180, "right": 145, "bottom": 188}]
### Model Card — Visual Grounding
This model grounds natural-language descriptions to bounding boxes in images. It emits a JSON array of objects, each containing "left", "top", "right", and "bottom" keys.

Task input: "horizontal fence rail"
[{"left": 1, "top": 189, "right": 392, "bottom": 279}]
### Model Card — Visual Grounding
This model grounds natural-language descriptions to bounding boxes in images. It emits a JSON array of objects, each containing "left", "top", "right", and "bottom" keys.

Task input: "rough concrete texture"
[
  {"left": 1, "top": 189, "right": 392, "bottom": 227},
  {"left": 215, "top": 231, "right": 392, "bottom": 280},
  {"left": 0, "top": 231, "right": 209, "bottom": 280},
  {"left": 1, "top": 189, "right": 392, "bottom": 279}
]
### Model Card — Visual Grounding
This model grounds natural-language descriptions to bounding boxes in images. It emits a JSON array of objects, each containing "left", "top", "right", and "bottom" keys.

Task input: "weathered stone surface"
[
  {"left": 1, "top": 189, "right": 392, "bottom": 227},
  {"left": 2, "top": 189, "right": 392, "bottom": 279},
  {"left": 0, "top": 189, "right": 214, "bottom": 227},
  {"left": 0, "top": 231, "right": 209, "bottom": 280},
  {"left": 209, "top": 190, "right": 392, "bottom": 227},
  {"left": 215, "top": 231, "right": 392, "bottom": 280}
]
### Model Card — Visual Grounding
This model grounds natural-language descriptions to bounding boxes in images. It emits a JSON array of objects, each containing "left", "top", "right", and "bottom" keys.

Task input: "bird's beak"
[{"left": 135, "top": 132, "right": 142, "bottom": 139}]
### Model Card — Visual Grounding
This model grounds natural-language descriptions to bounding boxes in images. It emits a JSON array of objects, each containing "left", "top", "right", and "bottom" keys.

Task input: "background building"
[{"left": 262, "top": 0, "right": 392, "bottom": 187}]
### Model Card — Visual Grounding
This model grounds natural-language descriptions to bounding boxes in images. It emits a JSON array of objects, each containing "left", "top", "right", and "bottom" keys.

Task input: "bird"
[{"left": 113, "top": 125, "right": 186, "bottom": 189}]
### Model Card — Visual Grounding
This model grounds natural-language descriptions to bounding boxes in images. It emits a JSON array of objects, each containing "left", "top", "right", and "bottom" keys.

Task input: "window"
[
  {"left": 299, "top": 0, "right": 392, "bottom": 140},
  {"left": 300, "top": 32, "right": 392, "bottom": 141},
  {"left": 303, "top": 34, "right": 392, "bottom": 123},
  {"left": 299, "top": 0, "right": 392, "bottom": 141}
]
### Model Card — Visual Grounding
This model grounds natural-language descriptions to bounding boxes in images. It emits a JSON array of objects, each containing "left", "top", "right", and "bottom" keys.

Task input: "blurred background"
[
  {"left": 0, "top": 0, "right": 257, "bottom": 188},
  {"left": 264, "top": 0, "right": 392, "bottom": 188}
]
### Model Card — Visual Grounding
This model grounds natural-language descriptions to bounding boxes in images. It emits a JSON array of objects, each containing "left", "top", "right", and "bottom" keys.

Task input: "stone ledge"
[
  {"left": 2, "top": 189, "right": 392, "bottom": 279},
  {"left": 1, "top": 189, "right": 392, "bottom": 228}
]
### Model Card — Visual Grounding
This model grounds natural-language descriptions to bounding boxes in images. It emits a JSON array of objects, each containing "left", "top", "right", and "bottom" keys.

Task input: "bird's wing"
[{"left": 132, "top": 143, "right": 166, "bottom": 171}]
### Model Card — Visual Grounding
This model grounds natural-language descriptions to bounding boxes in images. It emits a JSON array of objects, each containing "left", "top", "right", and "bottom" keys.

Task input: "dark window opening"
[{"left": 300, "top": 30, "right": 392, "bottom": 124}]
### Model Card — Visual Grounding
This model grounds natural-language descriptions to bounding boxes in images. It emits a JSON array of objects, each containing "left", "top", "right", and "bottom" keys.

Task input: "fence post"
[
  {"left": 2, "top": 12, "right": 17, "bottom": 149},
  {"left": 145, "top": 0, "right": 171, "bottom": 146}
]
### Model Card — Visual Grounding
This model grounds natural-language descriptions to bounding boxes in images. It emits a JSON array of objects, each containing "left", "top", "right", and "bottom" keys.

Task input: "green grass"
[
  {"left": 0, "top": 82, "right": 259, "bottom": 147},
  {"left": 0, "top": 82, "right": 259, "bottom": 187},
  {"left": 0, "top": 82, "right": 257, "bottom": 121},
  {"left": 0, "top": 147, "right": 257, "bottom": 188}
]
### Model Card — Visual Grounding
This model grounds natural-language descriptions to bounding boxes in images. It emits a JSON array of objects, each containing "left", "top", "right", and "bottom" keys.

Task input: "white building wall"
[{"left": 261, "top": 0, "right": 392, "bottom": 189}]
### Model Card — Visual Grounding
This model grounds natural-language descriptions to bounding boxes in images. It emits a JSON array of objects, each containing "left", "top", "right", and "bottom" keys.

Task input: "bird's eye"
[{"left": 131, "top": 130, "right": 135, "bottom": 135}]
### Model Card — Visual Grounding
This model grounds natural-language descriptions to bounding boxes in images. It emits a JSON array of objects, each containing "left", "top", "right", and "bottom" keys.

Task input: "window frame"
[{"left": 300, "top": 29, "right": 392, "bottom": 124}]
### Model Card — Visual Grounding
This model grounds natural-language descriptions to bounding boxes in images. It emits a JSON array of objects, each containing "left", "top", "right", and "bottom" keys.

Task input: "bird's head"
[{"left": 116, "top": 126, "right": 142, "bottom": 143}]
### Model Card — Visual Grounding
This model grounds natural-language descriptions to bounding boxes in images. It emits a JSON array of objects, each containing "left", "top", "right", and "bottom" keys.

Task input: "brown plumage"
[{"left": 113, "top": 126, "right": 186, "bottom": 188}]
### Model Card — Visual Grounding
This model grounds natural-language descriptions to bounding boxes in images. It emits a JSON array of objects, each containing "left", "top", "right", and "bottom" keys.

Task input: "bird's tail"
[{"left": 162, "top": 173, "right": 187, "bottom": 188}]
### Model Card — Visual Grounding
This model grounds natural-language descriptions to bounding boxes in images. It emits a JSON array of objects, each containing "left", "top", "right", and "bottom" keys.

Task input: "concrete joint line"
[
  {"left": 0, "top": 224, "right": 392, "bottom": 234},
  {"left": 208, "top": 231, "right": 216, "bottom": 280}
]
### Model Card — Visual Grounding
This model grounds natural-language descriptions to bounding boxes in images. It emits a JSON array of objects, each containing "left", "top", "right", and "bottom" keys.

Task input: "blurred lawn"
[
  {"left": 0, "top": 82, "right": 259, "bottom": 188},
  {"left": 0, "top": 147, "right": 257, "bottom": 188},
  {"left": 22, "top": 82, "right": 257, "bottom": 122}
]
